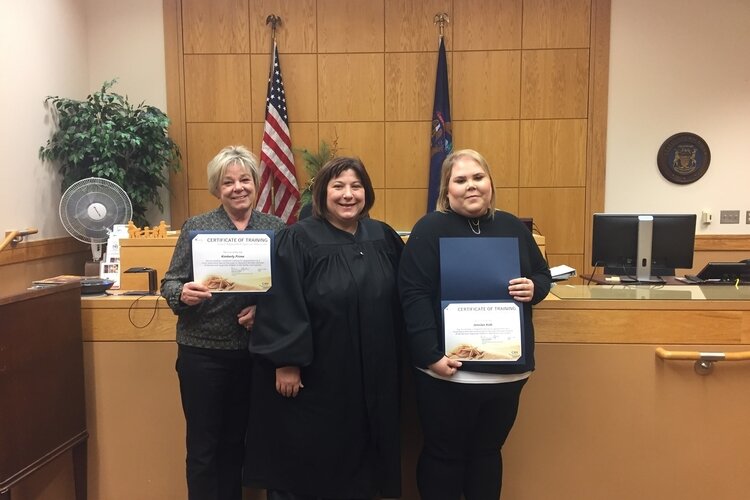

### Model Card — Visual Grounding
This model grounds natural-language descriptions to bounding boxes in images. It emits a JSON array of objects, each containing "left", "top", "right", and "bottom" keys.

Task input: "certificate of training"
[
  {"left": 191, "top": 231, "right": 274, "bottom": 293},
  {"left": 439, "top": 237, "right": 526, "bottom": 365},
  {"left": 443, "top": 302, "right": 522, "bottom": 361}
]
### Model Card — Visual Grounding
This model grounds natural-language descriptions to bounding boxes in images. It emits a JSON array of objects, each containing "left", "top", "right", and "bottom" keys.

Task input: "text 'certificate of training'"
[
  {"left": 191, "top": 231, "right": 274, "bottom": 293},
  {"left": 439, "top": 237, "right": 526, "bottom": 364},
  {"left": 443, "top": 302, "right": 522, "bottom": 362}
]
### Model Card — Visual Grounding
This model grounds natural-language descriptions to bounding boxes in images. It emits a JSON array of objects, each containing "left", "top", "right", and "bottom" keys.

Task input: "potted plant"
[
  {"left": 39, "top": 79, "right": 181, "bottom": 226},
  {"left": 297, "top": 137, "right": 338, "bottom": 212}
]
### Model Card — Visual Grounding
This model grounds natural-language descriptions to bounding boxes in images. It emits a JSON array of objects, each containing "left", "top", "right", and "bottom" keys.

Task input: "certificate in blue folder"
[{"left": 440, "top": 237, "right": 526, "bottom": 364}]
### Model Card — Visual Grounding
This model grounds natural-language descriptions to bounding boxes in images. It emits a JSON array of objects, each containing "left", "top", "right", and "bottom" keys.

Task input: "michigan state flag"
[{"left": 427, "top": 37, "right": 452, "bottom": 212}]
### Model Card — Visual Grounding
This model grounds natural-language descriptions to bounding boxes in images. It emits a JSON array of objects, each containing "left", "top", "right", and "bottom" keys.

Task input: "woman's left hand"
[
  {"left": 237, "top": 305, "right": 256, "bottom": 330},
  {"left": 508, "top": 277, "right": 534, "bottom": 303}
]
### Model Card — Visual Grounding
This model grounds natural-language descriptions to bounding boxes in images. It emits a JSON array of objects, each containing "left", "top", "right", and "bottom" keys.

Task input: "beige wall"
[
  {"left": 606, "top": 0, "right": 750, "bottom": 235},
  {"left": 0, "top": 0, "right": 168, "bottom": 244}
]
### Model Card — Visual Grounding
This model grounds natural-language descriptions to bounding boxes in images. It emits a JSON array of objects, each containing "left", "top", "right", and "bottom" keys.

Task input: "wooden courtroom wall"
[{"left": 163, "top": 0, "right": 612, "bottom": 274}]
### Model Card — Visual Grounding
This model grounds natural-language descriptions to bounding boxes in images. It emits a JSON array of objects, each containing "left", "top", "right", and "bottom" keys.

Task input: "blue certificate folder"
[
  {"left": 189, "top": 230, "right": 275, "bottom": 294},
  {"left": 440, "top": 237, "right": 526, "bottom": 365},
  {"left": 439, "top": 237, "right": 519, "bottom": 300}
]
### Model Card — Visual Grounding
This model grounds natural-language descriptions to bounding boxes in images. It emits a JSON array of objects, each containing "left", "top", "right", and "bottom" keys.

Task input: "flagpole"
[{"left": 427, "top": 13, "right": 453, "bottom": 212}]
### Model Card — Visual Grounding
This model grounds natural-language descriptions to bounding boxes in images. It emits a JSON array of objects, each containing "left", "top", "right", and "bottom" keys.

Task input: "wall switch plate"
[
  {"left": 746, "top": 210, "right": 750, "bottom": 224},
  {"left": 720, "top": 210, "right": 740, "bottom": 224}
]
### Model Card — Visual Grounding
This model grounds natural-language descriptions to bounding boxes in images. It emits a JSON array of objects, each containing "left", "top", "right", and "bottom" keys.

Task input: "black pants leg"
[
  {"left": 413, "top": 369, "right": 526, "bottom": 500},
  {"left": 266, "top": 490, "right": 369, "bottom": 500},
  {"left": 177, "top": 346, "right": 251, "bottom": 500}
]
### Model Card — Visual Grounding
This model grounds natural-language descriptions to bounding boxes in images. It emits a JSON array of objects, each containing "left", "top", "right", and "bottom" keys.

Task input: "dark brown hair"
[{"left": 311, "top": 156, "right": 375, "bottom": 219}]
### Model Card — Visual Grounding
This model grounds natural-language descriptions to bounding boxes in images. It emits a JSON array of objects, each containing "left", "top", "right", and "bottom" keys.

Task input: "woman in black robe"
[{"left": 244, "top": 157, "right": 403, "bottom": 500}]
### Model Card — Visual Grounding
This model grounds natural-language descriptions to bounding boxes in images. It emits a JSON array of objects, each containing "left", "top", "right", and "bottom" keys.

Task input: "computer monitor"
[{"left": 591, "top": 213, "right": 697, "bottom": 282}]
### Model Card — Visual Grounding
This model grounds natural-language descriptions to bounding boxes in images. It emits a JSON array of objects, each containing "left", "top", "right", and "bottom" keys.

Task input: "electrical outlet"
[
  {"left": 720, "top": 210, "right": 740, "bottom": 224},
  {"left": 746, "top": 210, "right": 750, "bottom": 224}
]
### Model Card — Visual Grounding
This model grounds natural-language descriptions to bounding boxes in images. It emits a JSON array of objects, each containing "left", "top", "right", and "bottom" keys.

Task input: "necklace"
[{"left": 468, "top": 218, "right": 481, "bottom": 235}]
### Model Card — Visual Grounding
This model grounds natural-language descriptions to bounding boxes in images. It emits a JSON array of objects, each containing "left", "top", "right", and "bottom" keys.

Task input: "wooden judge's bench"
[{"left": 7, "top": 236, "right": 750, "bottom": 500}]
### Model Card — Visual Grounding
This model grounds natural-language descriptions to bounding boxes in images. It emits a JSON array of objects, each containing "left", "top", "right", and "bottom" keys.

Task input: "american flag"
[{"left": 257, "top": 41, "right": 300, "bottom": 224}]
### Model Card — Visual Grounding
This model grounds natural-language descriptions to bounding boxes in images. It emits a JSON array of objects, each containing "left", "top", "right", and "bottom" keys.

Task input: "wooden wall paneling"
[
  {"left": 249, "top": 0, "right": 317, "bottom": 53},
  {"left": 504, "top": 342, "right": 750, "bottom": 499},
  {"left": 317, "top": 0, "right": 384, "bottom": 53},
  {"left": 318, "top": 54, "right": 385, "bottom": 122},
  {"left": 284, "top": 122, "right": 320, "bottom": 188},
  {"left": 384, "top": 0, "right": 452, "bottom": 52},
  {"left": 370, "top": 188, "right": 386, "bottom": 222},
  {"left": 181, "top": 0, "right": 249, "bottom": 53},
  {"left": 495, "top": 187, "right": 520, "bottom": 216},
  {"left": 452, "top": 0, "right": 522, "bottom": 50},
  {"left": 318, "top": 122, "right": 385, "bottom": 188},
  {"left": 165, "top": 0, "right": 614, "bottom": 277},
  {"left": 83, "top": 342, "right": 186, "bottom": 500},
  {"left": 584, "top": 0, "right": 612, "bottom": 274},
  {"left": 385, "top": 52, "right": 440, "bottom": 121},
  {"left": 185, "top": 123, "right": 255, "bottom": 189},
  {"left": 521, "top": 48, "right": 589, "bottom": 119},
  {"left": 164, "top": 0, "right": 189, "bottom": 228},
  {"left": 520, "top": 187, "right": 586, "bottom": 254},
  {"left": 521, "top": 49, "right": 587, "bottom": 120},
  {"left": 452, "top": 120, "right": 520, "bottom": 187},
  {"left": 188, "top": 189, "right": 220, "bottom": 217},
  {"left": 184, "top": 55, "right": 253, "bottom": 122},
  {"left": 520, "top": 119, "right": 587, "bottom": 187},
  {"left": 385, "top": 189, "right": 427, "bottom": 232},
  {"left": 250, "top": 53, "right": 319, "bottom": 123},
  {"left": 0, "top": 236, "right": 88, "bottom": 267},
  {"left": 452, "top": 50, "right": 521, "bottom": 120},
  {"left": 384, "top": 122, "right": 431, "bottom": 188},
  {"left": 522, "top": 0, "right": 592, "bottom": 49},
  {"left": 694, "top": 235, "right": 750, "bottom": 252}
]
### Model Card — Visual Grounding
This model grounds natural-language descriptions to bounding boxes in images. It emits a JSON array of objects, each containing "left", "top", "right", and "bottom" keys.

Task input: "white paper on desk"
[
  {"left": 550, "top": 264, "right": 576, "bottom": 280},
  {"left": 191, "top": 231, "right": 273, "bottom": 293}
]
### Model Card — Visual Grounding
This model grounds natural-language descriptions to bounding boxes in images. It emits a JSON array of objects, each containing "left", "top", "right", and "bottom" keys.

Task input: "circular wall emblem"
[{"left": 657, "top": 132, "right": 710, "bottom": 184}]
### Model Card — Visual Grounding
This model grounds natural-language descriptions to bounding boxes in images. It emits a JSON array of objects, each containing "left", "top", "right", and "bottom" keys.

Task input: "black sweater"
[{"left": 398, "top": 210, "right": 551, "bottom": 374}]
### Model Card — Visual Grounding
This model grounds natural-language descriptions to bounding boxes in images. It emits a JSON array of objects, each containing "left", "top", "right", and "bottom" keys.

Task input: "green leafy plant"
[
  {"left": 39, "top": 79, "right": 181, "bottom": 226},
  {"left": 297, "top": 137, "right": 338, "bottom": 211}
]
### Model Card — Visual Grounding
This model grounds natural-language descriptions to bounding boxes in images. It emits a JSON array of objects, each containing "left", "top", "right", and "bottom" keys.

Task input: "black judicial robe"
[{"left": 244, "top": 216, "right": 403, "bottom": 498}]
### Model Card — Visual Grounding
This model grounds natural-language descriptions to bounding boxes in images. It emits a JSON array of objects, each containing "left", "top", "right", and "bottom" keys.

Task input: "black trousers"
[
  {"left": 413, "top": 369, "right": 527, "bottom": 500},
  {"left": 176, "top": 345, "right": 252, "bottom": 500},
  {"left": 266, "top": 490, "right": 369, "bottom": 500}
]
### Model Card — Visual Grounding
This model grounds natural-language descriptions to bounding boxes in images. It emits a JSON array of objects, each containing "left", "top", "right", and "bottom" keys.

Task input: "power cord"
[{"left": 127, "top": 293, "right": 162, "bottom": 329}]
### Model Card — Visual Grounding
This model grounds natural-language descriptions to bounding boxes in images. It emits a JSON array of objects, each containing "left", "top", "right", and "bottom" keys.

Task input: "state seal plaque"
[{"left": 657, "top": 132, "right": 710, "bottom": 184}]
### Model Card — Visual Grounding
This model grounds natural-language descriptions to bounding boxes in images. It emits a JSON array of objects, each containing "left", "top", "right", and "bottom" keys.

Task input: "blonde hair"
[
  {"left": 435, "top": 149, "right": 496, "bottom": 214},
  {"left": 206, "top": 145, "right": 260, "bottom": 197}
]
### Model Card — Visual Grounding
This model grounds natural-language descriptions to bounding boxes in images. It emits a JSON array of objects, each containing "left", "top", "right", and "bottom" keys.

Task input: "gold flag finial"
[
  {"left": 433, "top": 13, "right": 450, "bottom": 39},
  {"left": 266, "top": 14, "right": 281, "bottom": 41}
]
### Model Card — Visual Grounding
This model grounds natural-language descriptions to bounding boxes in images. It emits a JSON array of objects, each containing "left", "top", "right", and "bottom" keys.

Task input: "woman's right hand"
[
  {"left": 428, "top": 356, "right": 463, "bottom": 377},
  {"left": 276, "top": 366, "right": 304, "bottom": 397},
  {"left": 180, "top": 281, "right": 212, "bottom": 306}
]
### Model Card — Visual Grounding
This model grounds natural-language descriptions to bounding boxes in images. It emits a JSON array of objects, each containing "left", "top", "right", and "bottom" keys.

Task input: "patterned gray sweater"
[{"left": 161, "top": 206, "right": 286, "bottom": 350}]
